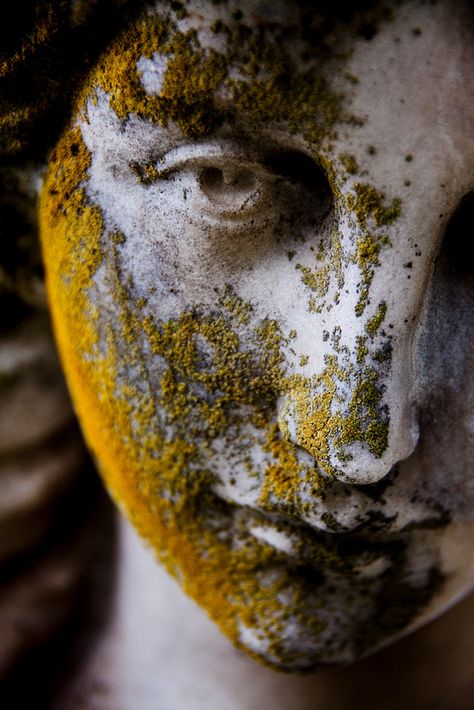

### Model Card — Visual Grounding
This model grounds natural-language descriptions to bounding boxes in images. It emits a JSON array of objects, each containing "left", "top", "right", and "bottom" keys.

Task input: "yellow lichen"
[
  {"left": 339, "top": 152, "right": 359, "bottom": 175},
  {"left": 296, "top": 262, "right": 330, "bottom": 299},
  {"left": 366, "top": 301, "right": 387, "bottom": 336},
  {"left": 346, "top": 182, "right": 401, "bottom": 229}
]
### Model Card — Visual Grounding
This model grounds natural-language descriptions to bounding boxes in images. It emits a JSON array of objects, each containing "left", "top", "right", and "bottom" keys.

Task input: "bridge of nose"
[{"left": 272, "top": 213, "right": 435, "bottom": 485}]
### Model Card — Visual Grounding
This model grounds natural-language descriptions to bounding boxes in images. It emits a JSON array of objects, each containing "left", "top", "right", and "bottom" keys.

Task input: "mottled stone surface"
[{"left": 39, "top": 0, "right": 474, "bottom": 671}]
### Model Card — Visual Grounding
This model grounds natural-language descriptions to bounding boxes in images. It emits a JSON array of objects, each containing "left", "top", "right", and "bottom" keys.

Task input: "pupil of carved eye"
[
  {"left": 200, "top": 167, "right": 223, "bottom": 190},
  {"left": 200, "top": 167, "right": 256, "bottom": 197}
]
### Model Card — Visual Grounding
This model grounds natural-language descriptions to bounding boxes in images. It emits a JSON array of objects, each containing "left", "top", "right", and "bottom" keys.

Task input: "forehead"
[
  {"left": 87, "top": 0, "right": 473, "bottom": 150},
  {"left": 80, "top": 0, "right": 474, "bottom": 218}
]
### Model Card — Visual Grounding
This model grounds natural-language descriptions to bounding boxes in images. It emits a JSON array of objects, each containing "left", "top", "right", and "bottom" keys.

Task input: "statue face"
[{"left": 40, "top": 0, "right": 474, "bottom": 669}]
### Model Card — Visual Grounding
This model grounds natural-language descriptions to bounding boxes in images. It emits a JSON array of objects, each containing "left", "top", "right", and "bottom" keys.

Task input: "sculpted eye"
[
  {"left": 198, "top": 165, "right": 260, "bottom": 212},
  {"left": 193, "top": 157, "right": 276, "bottom": 220},
  {"left": 130, "top": 142, "right": 280, "bottom": 222},
  {"left": 129, "top": 143, "right": 332, "bottom": 226},
  {"left": 128, "top": 142, "right": 334, "bottom": 236}
]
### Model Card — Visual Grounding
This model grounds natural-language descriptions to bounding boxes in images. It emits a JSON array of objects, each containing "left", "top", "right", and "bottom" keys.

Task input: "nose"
[
  {"left": 278, "top": 332, "right": 420, "bottom": 486},
  {"left": 278, "top": 349, "right": 419, "bottom": 485},
  {"left": 337, "top": 345, "right": 420, "bottom": 484}
]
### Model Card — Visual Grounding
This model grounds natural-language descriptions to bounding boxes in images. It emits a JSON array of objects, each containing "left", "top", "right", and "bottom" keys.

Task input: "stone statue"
[{"left": 1, "top": 0, "right": 474, "bottom": 704}]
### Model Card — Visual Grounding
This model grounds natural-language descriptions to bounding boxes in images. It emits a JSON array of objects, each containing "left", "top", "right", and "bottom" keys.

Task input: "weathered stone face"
[{"left": 40, "top": 0, "right": 474, "bottom": 669}]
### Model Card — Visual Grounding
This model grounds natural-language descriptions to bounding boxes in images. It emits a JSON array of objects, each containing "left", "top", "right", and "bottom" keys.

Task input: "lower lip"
[{"left": 247, "top": 523, "right": 296, "bottom": 554}]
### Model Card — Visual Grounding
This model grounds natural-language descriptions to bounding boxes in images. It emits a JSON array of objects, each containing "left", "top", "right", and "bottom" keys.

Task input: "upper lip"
[{"left": 238, "top": 493, "right": 450, "bottom": 545}]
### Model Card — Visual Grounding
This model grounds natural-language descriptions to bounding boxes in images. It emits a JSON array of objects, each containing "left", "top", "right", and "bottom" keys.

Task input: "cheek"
[{"left": 111, "top": 190, "right": 336, "bottom": 335}]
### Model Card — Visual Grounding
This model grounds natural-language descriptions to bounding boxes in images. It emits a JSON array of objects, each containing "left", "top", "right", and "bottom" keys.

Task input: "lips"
[
  {"left": 212, "top": 448, "right": 450, "bottom": 551},
  {"left": 236, "top": 502, "right": 383, "bottom": 560},
  {"left": 225, "top": 483, "right": 451, "bottom": 575}
]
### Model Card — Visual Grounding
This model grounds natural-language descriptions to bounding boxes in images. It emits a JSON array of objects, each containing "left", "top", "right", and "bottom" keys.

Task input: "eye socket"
[
  {"left": 264, "top": 150, "right": 329, "bottom": 193},
  {"left": 130, "top": 142, "right": 275, "bottom": 221}
]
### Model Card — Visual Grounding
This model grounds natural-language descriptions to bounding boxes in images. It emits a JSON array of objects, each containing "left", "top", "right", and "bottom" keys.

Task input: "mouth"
[
  {"left": 209, "top": 466, "right": 452, "bottom": 583},
  {"left": 224, "top": 499, "right": 441, "bottom": 576},
  {"left": 211, "top": 454, "right": 451, "bottom": 551},
  {"left": 219, "top": 498, "right": 449, "bottom": 670}
]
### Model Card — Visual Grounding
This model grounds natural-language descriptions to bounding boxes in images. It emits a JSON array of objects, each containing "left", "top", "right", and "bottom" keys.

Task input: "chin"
[
  {"left": 248, "top": 524, "right": 474, "bottom": 670},
  {"left": 176, "top": 491, "right": 455, "bottom": 671}
]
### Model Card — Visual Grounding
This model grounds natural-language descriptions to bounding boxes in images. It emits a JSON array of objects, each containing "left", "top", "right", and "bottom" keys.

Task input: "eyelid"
[{"left": 147, "top": 141, "right": 271, "bottom": 180}]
